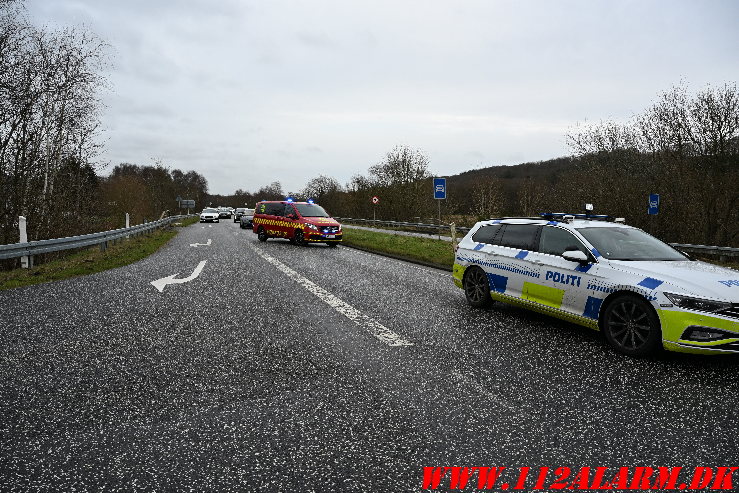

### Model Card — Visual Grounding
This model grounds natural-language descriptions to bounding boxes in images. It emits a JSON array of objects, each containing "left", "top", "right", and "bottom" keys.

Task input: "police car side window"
[
  {"left": 471, "top": 225, "right": 501, "bottom": 244},
  {"left": 539, "top": 227, "right": 588, "bottom": 256},
  {"left": 498, "top": 224, "right": 539, "bottom": 250}
]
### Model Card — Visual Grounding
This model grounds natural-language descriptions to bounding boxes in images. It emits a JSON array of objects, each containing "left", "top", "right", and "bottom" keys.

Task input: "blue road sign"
[
  {"left": 434, "top": 177, "right": 446, "bottom": 200},
  {"left": 648, "top": 193, "right": 659, "bottom": 215}
]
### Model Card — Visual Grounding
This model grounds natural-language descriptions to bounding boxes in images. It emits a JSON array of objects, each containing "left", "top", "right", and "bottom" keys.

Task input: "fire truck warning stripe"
[{"left": 246, "top": 243, "right": 413, "bottom": 347}]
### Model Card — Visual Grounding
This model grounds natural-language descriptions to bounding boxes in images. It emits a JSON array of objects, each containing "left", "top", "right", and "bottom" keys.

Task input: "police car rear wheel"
[
  {"left": 463, "top": 267, "right": 493, "bottom": 308},
  {"left": 257, "top": 227, "right": 268, "bottom": 242},
  {"left": 602, "top": 295, "right": 661, "bottom": 356},
  {"left": 294, "top": 230, "right": 307, "bottom": 246}
]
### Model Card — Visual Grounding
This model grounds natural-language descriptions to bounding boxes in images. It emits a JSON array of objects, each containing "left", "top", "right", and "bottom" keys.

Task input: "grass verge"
[
  {"left": 0, "top": 226, "right": 179, "bottom": 291},
  {"left": 341, "top": 227, "right": 454, "bottom": 270},
  {"left": 174, "top": 216, "right": 200, "bottom": 227},
  {"left": 341, "top": 228, "right": 739, "bottom": 272}
]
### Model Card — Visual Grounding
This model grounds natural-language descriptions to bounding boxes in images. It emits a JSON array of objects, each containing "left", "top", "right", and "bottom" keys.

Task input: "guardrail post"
[{"left": 19, "top": 216, "right": 29, "bottom": 268}]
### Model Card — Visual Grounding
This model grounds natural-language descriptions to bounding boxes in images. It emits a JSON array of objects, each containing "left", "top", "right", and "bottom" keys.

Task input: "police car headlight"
[
  {"left": 664, "top": 293, "right": 731, "bottom": 314},
  {"left": 307, "top": 224, "right": 319, "bottom": 231}
]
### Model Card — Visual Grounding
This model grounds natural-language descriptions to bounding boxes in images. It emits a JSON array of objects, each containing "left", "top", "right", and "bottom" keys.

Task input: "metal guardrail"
[
  {"left": 336, "top": 217, "right": 738, "bottom": 261},
  {"left": 0, "top": 214, "right": 195, "bottom": 261},
  {"left": 669, "top": 243, "right": 739, "bottom": 259},
  {"left": 336, "top": 217, "right": 471, "bottom": 235}
]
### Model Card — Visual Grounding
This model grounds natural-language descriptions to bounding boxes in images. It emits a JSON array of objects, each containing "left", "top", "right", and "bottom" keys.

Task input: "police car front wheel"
[
  {"left": 463, "top": 267, "right": 493, "bottom": 308},
  {"left": 602, "top": 294, "right": 661, "bottom": 356}
]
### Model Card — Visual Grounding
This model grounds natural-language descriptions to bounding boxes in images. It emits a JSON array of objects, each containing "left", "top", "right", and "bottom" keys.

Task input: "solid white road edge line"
[
  {"left": 150, "top": 260, "right": 207, "bottom": 292},
  {"left": 247, "top": 243, "right": 413, "bottom": 347}
]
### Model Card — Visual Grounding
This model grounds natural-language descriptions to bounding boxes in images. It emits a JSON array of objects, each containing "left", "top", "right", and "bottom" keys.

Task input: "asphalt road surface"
[{"left": 1, "top": 220, "right": 738, "bottom": 492}]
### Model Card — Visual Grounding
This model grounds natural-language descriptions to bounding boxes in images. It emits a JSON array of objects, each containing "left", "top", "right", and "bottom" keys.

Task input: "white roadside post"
[
  {"left": 125, "top": 212, "right": 130, "bottom": 238},
  {"left": 19, "top": 216, "right": 29, "bottom": 268}
]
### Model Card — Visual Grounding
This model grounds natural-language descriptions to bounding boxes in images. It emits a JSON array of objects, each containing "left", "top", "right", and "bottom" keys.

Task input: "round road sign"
[{"left": 371, "top": 196, "right": 379, "bottom": 204}]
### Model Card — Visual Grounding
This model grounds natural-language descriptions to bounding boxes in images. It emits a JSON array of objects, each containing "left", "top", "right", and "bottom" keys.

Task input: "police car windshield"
[
  {"left": 576, "top": 227, "right": 687, "bottom": 261},
  {"left": 203, "top": 208, "right": 218, "bottom": 213},
  {"left": 294, "top": 203, "right": 330, "bottom": 217}
]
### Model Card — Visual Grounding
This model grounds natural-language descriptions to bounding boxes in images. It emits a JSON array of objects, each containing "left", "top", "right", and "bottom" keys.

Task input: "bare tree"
[
  {"left": 471, "top": 176, "right": 504, "bottom": 219},
  {"left": 0, "top": 1, "right": 109, "bottom": 247},
  {"left": 255, "top": 181, "right": 284, "bottom": 201},
  {"left": 517, "top": 175, "right": 545, "bottom": 216},
  {"left": 566, "top": 83, "right": 739, "bottom": 245},
  {"left": 367, "top": 145, "right": 432, "bottom": 220}
]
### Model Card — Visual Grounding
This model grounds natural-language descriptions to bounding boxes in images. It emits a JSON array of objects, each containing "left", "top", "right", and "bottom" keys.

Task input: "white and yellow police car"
[{"left": 453, "top": 213, "right": 739, "bottom": 356}]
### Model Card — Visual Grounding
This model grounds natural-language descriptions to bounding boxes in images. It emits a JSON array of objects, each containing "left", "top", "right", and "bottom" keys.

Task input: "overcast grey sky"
[{"left": 26, "top": 0, "right": 739, "bottom": 195}]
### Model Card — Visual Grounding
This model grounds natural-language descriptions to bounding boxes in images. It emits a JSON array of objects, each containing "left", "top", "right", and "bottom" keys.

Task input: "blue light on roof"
[
  {"left": 307, "top": 198, "right": 314, "bottom": 204},
  {"left": 539, "top": 212, "right": 615, "bottom": 222},
  {"left": 286, "top": 197, "right": 293, "bottom": 202}
]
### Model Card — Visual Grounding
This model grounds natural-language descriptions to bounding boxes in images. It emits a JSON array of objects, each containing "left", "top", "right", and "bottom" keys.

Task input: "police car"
[{"left": 453, "top": 213, "right": 739, "bottom": 356}]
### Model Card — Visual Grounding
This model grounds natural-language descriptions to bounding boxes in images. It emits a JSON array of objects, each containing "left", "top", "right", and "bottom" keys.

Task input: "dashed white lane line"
[{"left": 247, "top": 243, "right": 413, "bottom": 347}]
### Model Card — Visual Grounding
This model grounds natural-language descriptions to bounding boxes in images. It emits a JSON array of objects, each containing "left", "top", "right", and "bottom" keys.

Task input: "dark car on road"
[
  {"left": 239, "top": 208, "right": 255, "bottom": 229},
  {"left": 234, "top": 208, "right": 247, "bottom": 222}
]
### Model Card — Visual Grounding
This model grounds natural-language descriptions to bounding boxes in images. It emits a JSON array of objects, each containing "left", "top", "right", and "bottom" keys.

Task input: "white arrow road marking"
[
  {"left": 150, "top": 261, "right": 207, "bottom": 292},
  {"left": 247, "top": 243, "right": 412, "bottom": 347},
  {"left": 189, "top": 239, "right": 212, "bottom": 247}
]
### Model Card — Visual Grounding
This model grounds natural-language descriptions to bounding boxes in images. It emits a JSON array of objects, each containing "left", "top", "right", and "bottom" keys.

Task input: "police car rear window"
[
  {"left": 539, "top": 226, "right": 589, "bottom": 256},
  {"left": 471, "top": 225, "right": 502, "bottom": 244},
  {"left": 498, "top": 224, "right": 539, "bottom": 250}
]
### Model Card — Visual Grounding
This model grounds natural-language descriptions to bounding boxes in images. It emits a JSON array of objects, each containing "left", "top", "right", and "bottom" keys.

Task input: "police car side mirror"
[
  {"left": 562, "top": 250, "right": 589, "bottom": 264},
  {"left": 286, "top": 213, "right": 296, "bottom": 220}
]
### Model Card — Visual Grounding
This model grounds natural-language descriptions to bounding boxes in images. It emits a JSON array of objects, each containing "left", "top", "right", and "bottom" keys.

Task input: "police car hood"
[
  {"left": 607, "top": 260, "right": 739, "bottom": 301},
  {"left": 304, "top": 217, "right": 340, "bottom": 227}
]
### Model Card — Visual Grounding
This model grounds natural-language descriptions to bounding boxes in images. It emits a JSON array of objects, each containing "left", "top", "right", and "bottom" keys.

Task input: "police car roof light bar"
[{"left": 539, "top": 212, "right": 616, "bottom": 222}]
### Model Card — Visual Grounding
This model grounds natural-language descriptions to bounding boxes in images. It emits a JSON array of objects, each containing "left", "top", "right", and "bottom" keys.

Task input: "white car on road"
[
  {"left": 454, "top": 213, "right": 739, "bottom": 356},
  {"left": 199, "top": 208, "right": 220, "bottom": 223}
]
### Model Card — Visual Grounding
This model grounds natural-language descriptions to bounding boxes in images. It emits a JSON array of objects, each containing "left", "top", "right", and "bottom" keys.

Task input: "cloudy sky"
[{"left": 26, "top": 0, "right": 739, "bottom": 195}]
